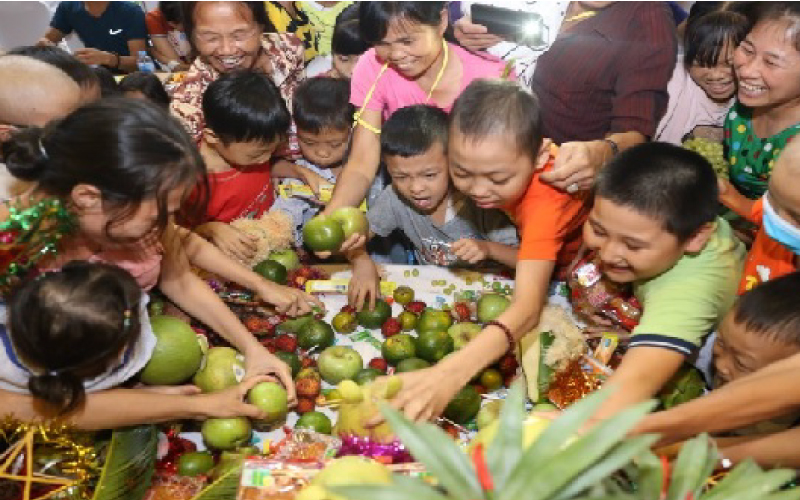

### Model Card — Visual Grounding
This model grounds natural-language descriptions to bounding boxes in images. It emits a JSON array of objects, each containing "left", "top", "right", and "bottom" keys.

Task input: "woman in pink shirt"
[{"left": 322, "top": 2, "right": 512, "bottom": 214}]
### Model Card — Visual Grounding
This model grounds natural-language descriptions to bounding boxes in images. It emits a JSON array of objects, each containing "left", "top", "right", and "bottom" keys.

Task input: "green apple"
[
  {"left": 303, "top": 214, "right": 345, "bottom": 252},
  {"left": 331, "top": 206, "right": 369, "bottom": 239},
  {"left": 201, "top": 417, "right": 252, "bottom": 450},
  {"left": 247, "top": 381, "right": 288, "bottom": 424},
  {"left": 318, "top": 346, "right": 363, "bottom": 385},
  {"left": 477, "top": 293, "right": 511, "bottom": 323},
  {"left": 447, "top": 322, "right": 483, "bottom": 349},
  {"left": 268, "top": 248, "right": 300, "bottom": 271}
]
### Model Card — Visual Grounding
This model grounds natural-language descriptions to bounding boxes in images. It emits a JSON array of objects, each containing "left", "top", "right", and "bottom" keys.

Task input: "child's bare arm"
[
  {"left": 0, "top": 377, "right": 271, "bottom": 431},
  {"left": 634, "top": 352, "right": 800, "bottom": 446},
  {"left": 451, "top": 239, "right": 518, "bottom": 268},
  {"left": 720, "top": 428, "right": 800, "bottom": 468},
  {"left": 592, "top": 346, "right": 685, "bottom": 420}
]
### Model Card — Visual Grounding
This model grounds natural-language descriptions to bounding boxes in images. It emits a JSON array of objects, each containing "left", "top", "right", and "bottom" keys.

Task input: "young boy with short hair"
[
  {"left": 272, "top": 77, "right": 354, "bottom": 245},
  {"left": 191, "top": 70, "right": 319, "bottom": 262},
  {"left": 347, "top": 104, "right": 519, "bottom": 309},
  {"left": 585, "top": 142, "right": 745, "bottom": 418}
]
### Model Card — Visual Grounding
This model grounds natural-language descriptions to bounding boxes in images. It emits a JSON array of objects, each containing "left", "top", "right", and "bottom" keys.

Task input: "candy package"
[
  {"left": 420, "top": 237, "right": 459, "bottom": 266},
  {"left": 547, "top": 355, "right": 613, "bottom": 410},
  {"left": 567, "top": 252, "right": 642, "bottom": 331},
  {"left": 237, "top": 459, "right": 322, "bottom": 500}
]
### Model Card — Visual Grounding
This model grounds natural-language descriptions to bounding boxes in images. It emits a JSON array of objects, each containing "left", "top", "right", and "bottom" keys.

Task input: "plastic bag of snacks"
[
  {"left": 567, "top": 251, "right": 642, "bottom": 331},
  {"left": 269, "top": 429, "right": 341, "bottom": 463},
  {"left": 237, "top": 459, "right": 322, "bottom": 500}
]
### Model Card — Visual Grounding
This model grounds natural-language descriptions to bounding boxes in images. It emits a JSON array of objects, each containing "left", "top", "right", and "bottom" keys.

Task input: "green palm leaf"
[
  {"left": 92, "top": 425, "right": 157, "bottom": 500},
  {"left": 380, "top": 403, "right": 482, "bottom": 500}
]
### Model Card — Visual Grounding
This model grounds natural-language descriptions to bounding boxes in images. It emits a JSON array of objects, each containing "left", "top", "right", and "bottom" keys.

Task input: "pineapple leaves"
[
  {"left": 552, "top": 434, "right": 660, "bottom": 500},
  {"left": 332, "top": 475, "right": 450, "bottom": 500},
  {"left": 380, "top": 403, "right": 482, "bottom": 500},
  {"left": 499, "top": 395, "right": 656, "bottom": 500},
  {"left": 626, "top": 450, "right": 663, "bottom": 499},
  {"left": 486, "top": 380, "right": 526, "bottom": 488},
  {"left": 666, "top": 434, "right": 718, "bottom": 500}
]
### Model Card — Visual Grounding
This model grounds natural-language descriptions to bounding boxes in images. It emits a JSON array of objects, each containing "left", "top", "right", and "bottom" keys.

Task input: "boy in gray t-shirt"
[{"left": 344, "top": 105, "right": 520, "bottom": 309}]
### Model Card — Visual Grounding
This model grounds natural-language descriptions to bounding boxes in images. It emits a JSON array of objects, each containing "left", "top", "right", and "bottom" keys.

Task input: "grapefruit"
[
  {"left": 444, "top": 385, "right": 482, "bottom": 424},
  {"left": 356, "top": 299, "right": 392, "bottom": 329},
  {"left": 140, "top": 315, "right": 203, "bottom": 385},
  {"left": 193, "top": 347, "right": 245, "bottom": 393},
  {"left": 201, "top": 417, "right": 252, "bottom": 450}
]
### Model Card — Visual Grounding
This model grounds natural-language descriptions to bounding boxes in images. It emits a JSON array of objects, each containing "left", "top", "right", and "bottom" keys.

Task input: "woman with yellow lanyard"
[{"left": 320, "top": 2, "right": 514, "bottom": 219}]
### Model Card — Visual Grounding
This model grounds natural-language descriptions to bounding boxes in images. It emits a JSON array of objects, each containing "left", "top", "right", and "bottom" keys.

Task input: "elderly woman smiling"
[{"left": 170, "top": 1, "right": 306, "bottom": 157}]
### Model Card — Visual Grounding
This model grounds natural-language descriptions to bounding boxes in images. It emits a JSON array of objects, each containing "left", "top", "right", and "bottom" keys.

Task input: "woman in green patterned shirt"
[{"left": 721, "top": 3, "right": 800, "bottom": 219}]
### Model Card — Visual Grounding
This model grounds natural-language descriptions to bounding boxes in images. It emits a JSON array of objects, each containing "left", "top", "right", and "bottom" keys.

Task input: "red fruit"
[
  {"left": 473, "top": 384, "right": 487, "bottom": 394},
  {"left": 295, "top": 377, "right": 322, "bottom": 398},
  {"left": 297, "top": 267, "right": 315, "bottom": 279},
  {"left": 498, "top": 353, "right": 519, "bottom": 376},
  {"left": 368, "top": 358, "right": 388, "bottom": 373},
  {"left": 381, "top": 318, "right": 402, "bottom": 338},
  {"left": 441, "top": 421, "right": 459, "bottom": 439},
  {"left": 503, "top": 374, "right": 516, "bottom": 388},
  {"left": 275, "top": 334, "right": 298, "bottom": 353},
  {"left": 404, "top": 301, "right": 426, "bottom": 314},
  {"left": 340, "top": 304, "right": 356, "bottom": 314},
  {"left": 300, "top": 357, "right": 316, "bottom": 368},
  {"left": 452, "top": 302, "right": 472, "bottom": 322},
  {"left": 296, "top": 397, "right": 316, "bottom": 414},
  {"left": 261, "top": 337, "right": 278, "bottom": 353}
]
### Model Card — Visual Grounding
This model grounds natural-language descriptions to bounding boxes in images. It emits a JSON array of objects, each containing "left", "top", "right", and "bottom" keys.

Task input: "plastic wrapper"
[
  {"left": 145, "top": 473, "right": 207, "bottom": 500},
  {"left": 420, "top": 237, "right": 459, "bottom": 266},
  {"left": 567, "top": 252, "right": 642, "bottom": 331},
  {"left": 336, "top": 435, "right": 414, "bottom": 464},
  {"left": 237, "top": 459, "right": 322, "bottom": 500},
  {"left": 548, "top": 355, "right": 613, "bottom": 409},
  {"left": 269, "top": 430, "right": 341, "bottom": 463}
]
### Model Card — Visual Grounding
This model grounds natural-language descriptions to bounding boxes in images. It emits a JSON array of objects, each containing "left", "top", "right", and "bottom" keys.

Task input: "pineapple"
[{"left": 332, "top": 382, "right": 800, "bottom": 500}]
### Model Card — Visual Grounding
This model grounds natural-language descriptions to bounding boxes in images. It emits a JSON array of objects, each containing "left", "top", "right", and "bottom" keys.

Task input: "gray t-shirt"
[{"left": 367, "top": 186, "right": 519, "bottom": 266}]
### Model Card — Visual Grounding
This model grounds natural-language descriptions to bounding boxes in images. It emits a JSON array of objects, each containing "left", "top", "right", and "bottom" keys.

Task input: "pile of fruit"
[{"left": 683, "top": 136, "right": 730, "bottom": 177}]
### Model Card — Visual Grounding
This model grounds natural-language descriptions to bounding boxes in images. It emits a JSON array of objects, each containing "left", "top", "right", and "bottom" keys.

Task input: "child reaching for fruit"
[
  {"left": 271, "top": 77, "right": 354, "bottom": 246},
  {"left": 189, "top": 70, "right": 326, "bottom": 263},
  {"left": 0, "top": 98, "right": 323, "bottom": 426},
  {"left": 0, "top": 261, "right": 273, "bottom": 427},
  {"left": 637, "top": 272, "right": 800, "bottom": 467},
  {"left": 340, "top": 104, "right": 519, "bottom": 310},
  {"left": 358, "top": 80, "right": 588, "bottom": 423}
]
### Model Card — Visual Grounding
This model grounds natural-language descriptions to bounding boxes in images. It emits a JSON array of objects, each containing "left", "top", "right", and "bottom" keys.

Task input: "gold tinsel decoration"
[{"left": 0, "top": 417, "right": 101, "bottom": 500}]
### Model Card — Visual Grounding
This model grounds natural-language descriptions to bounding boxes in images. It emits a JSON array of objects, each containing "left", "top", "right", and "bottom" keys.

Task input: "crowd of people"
[{"left": 1, "top": 0, "right": 800, "bottom": 468}]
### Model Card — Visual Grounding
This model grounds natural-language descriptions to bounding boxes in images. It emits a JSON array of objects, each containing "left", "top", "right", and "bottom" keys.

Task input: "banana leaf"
[
  {"left": 92, "top": 425, "right": 157, "bottom": 500},
  {"left": 190, "top": 464, "right": 243, "bottom": 500}
]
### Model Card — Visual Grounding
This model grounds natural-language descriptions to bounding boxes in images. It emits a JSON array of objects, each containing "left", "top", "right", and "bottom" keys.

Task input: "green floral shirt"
[{"left": 724, "top": 101, "right": 800, "bottom": 199}]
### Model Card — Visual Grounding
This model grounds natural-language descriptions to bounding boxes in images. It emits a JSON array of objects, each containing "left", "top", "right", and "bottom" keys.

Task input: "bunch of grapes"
[{"left": 683, "top": 137, "right": 730, "bottom": 177}]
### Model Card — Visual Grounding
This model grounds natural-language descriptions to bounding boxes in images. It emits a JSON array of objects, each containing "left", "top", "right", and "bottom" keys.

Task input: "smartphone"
[{"left": 470, "top": 3, "right": 546, "bottom": 47}]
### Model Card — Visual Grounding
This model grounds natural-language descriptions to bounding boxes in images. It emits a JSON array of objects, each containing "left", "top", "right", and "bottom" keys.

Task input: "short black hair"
[
  {"left": 359, "top": 2, "right": 446, "bottom": 44},
  {"left": 449, "top": 79, "right": 544, "bottom": 163},
  {"left": 293, "top": 77, "right": 353, "bottom": 134},
  {"left": 332, "top": 5, "right": 369, "bottom": 56},
  {"left": 92, "top": 66, "right": 120, "bottom": 97},
  {"left": 6, "top": 45, "right": 99, "bottom": 90},
  {"left": 381, "top": 104, "right": 448, "bottom": 158},
  {"left": 159, "top": 1, "right": 183, "bottom": 25},
  {"left": 684, "top": 9, "right": 750, "bottom": 68},
  {"left": 119, "top": 71, "right": 171, "bottom": 108},
  {"left": 595, "top": 142, "right": 719, "bottom": 242},
  {"left": 749, "top": 2, "right": 800, "bottom": 52},
  {"left": 734, "top": 272, "right": 800, "bottom": 346},
  {"left": 203, "top": 70, "right": 290, "bottom": 144}
]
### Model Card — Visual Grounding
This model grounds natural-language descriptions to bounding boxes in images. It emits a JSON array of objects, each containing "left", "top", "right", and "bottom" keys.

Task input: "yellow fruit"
[
  {"left": 480, "top": 369, "right": 503, "bottom": 392},
  {"left": 469, "top": 414, "right": 551, "bottom": 453}
]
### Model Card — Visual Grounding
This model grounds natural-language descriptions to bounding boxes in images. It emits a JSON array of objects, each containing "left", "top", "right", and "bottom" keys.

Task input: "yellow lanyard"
[
  {"left": 353, "top": 40, "right": 450, "bottom": 135},
  {"left": 563, "top": 10, "right": 596, "bottom": 24}
]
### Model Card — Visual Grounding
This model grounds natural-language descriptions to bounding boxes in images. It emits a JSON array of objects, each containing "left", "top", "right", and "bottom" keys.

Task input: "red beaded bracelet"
[{"left": 486, "top": 320, "right": 515, "bottom": 352}]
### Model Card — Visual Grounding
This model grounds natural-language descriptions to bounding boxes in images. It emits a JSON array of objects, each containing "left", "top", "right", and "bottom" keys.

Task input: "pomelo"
[
  {"left": 140, "top": 315, "right": 203, "bottom": 385},
  {"left": 201, "top": 417, "right": 252, "bottom": 451},
  {"left": 193, "top": 347, "right": 245, "bottom": 393}
]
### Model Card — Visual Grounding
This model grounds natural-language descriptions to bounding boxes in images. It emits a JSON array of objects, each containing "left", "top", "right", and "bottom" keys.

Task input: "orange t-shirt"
[
  {"left": 738, "top": 198, "right": 797, "bottom": 294},
  {"left": 501, "top": 151, "right": 590, "bottom": 268}
]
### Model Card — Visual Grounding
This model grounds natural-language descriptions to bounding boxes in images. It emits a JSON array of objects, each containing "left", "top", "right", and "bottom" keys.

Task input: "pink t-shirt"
[{"left": 350, "top": 43, "right": 511, "bottom": 120}]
